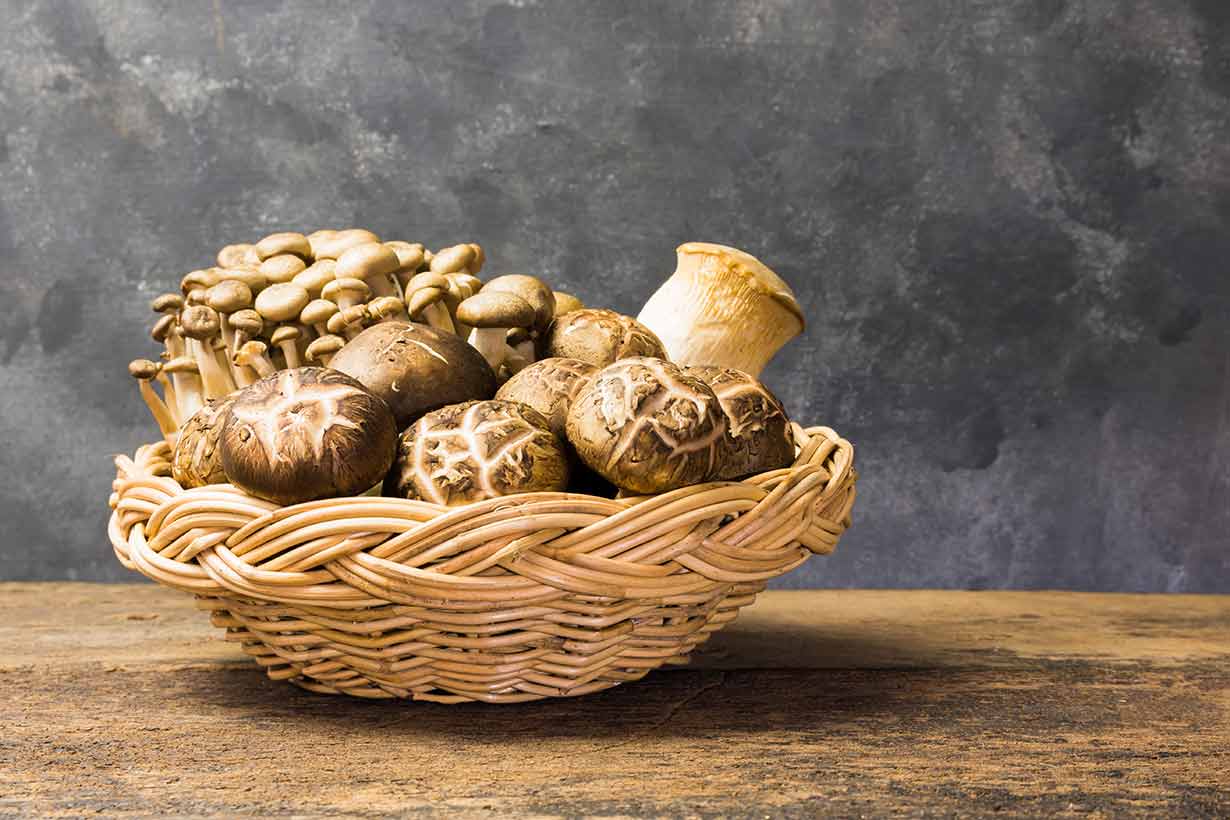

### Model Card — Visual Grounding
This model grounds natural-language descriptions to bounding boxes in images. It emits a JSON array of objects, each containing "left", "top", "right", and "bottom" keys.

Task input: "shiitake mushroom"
[
  {"left": 219, "top": 367, "right": 397, "bottom": 505},
  {"left": 172, "top": 397, "right": 234, "bottom": 488},
  {"left": 494, "top": 357, "right": 597, "bottom": 440},
  {"left": 543, "top": 308, "right": 666, "bottom": 368},
  {"left": 684, "top": 366, "right": 795, "bottom": 479}
]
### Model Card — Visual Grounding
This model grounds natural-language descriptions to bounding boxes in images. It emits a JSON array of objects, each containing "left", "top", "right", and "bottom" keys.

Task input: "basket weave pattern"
[{"left": 109, "top": 424, "right": 856, "bottom": 703}]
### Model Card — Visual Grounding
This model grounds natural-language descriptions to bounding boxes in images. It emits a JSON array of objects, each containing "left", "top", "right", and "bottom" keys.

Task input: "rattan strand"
[{"left": 109, "top": 423, "right": 856, "bottom": 703}]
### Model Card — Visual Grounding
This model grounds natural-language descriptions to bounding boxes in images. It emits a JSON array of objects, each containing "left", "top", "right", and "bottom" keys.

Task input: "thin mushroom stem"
[
  {"left": 153, "top": 367, "right": 180, "bottom": 427},
  {"left": 129, "top": 360, "right": 179, "bottom": 439}
]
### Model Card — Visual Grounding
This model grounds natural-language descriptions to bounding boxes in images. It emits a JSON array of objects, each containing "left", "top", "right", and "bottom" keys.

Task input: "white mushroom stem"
[
  {"left": 467, "top": 327, "right": 512, "bottom": 370},
  {"left": 278, "top": 338, "right": 302, "bottom": 369},
  {"left": 188, "top": 337, "right": 235, "bottom": 399},
  {"left": 422, "top": 301, "right": 455, "bottom": 334},
  {"left": 154, "top": 370, "right": 180, "bottom": 427},
  {"left": 130, "top": 364, "right": 178, "bottom": 438},
  {"left": 636, "top": 242, "right": 805, "bottom": 377}
]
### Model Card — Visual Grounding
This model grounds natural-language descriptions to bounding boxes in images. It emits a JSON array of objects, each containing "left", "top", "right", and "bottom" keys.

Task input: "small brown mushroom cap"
[
  {"left": 217, "top": 243, "right": 256, "bottom": 269},
  {"left": 205, "top": 280, "right": 254, "bottom": 314},
  {"left": 128, "top": 358, "right": 161, "bottom": 380},
  {"left": 254, "top": 232, "right": 311, "bottom": 261},
  {"left": 494, "top": 357, "right": 597, "bottom": 440},
  {"left": 385, "top": 399, "right": 569, "bottom": 506},
  {"left": 326, "top": 304, "right": 370, "bottom": 336},
  {"left": 447, "top": 272, "right": 483, "bottom": 295},
  {"left": 220, "top": 367, "right": 397, "bottom": 505},
  {"left": 305, "top": 334, "right": 346, "bottom": 363},
  {"left": 151, "top": 293, "right": 184, "bottom": 314},
  {"left": 552, "top": 291, "right": 584, "bottom": 317},
  {"left": 254, "top": 283, "right": 310, "bottom": 322},
  {"left": 172, "top": 398, "right": 234, "bottom": 488},
  {"left": 292, "top": 260, "right": 337, "bottom": 296},
  {"left": 218, "top": 267, "right": 269, "bottom": 294},
  {"left": 179, "top": 305, "right": 222, "bottom": 340},
  {"left": 384, "top": 240, "right": 425, "bottom": 272},
  {"left": 228, "top": 308, "right": 264, "bottom": 339},
  {"left": 566, "top": 357, "right": 727, "bottom": 494},
  {"left": 428, "top": 244, "right": 476, "bottom": 275},
  {"left": 299, "top": 298, "right": 339, "bottom": 327},
  {"left": 162, "top": 355, "right": 201, "bottom": 376},
  {"left": 270, "top": 324, "right": 302, "bottom": 347},
  {"left": 328, "top": 322, "right": 498, "bottom": 429},
  {"left": 403, "top": 271, "right": 450, "bottom": 294},
  {"left": 321, "top": 277, "right": 371, "bottom": 306},
  {"left": 543, "top": 308, "right": 667, "bottom": 368},
  {"left": 181, "top": 269, "right": 223, "bottom": 295},
  {"left": 151, "top": 314, "right": 177, "bottom": 344},
  {"left": 311, "top": 228, "right": 381, "bottom": 260},
  {"left": 367, "top": 295, "right": 406, "bottom": 322},
  {"left": 482, "top": 275, "right": 556, "bottom": 331},
  {"left": 456, "top": 291, "right": 535, "bottom": 329},
  {"left": 406, "top": 286, "right": 445, "bottom": 320},
  {"left": 259, "top": 253, "right": 308, "bottom": 284},
  {"left": 335, "top": 242, "right": 400, "bottom": 283},
  {"left": 683, "top": 366, "right": 795, "bottom": 479}
]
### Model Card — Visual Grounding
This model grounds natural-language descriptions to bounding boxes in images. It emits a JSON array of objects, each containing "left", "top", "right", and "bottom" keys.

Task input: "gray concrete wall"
[{"left": 1, "top": 0, "right": 1226, "bottom": 589}]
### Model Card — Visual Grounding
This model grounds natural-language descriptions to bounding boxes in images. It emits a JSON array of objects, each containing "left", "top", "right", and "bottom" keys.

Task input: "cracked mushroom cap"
[
  {"left": 683, "top": 366, "right": 795, "bottom": 479},
  {"left": 494, "top": 357, "right": 598, "bottom": 440},
  {"left": 385, "top": 399, "right": 569, "bottom": 506},
  {"left": 565, "top": 357, "right": 727, "bottom": 494},
  {"left": 219, "top": 367, "right": 397, "bottom": 505},
  {"left": 172, "top": 398, "right": 234, "bottom": 488},
  {"left": 543, "top": 308, "right": 667, "bottom": 368},
  {"left": 328, "top": 321, "right": 498, "bottom": 429}
]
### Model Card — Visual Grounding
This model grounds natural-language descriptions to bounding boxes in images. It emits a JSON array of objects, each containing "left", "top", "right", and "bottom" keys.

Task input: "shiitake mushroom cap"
[
  {"left": 683, "top": 365, "right": 795, "bottom": 479},
  {"left": 565, "top": 357, "right": 727, "bottom": 494},
  {"left": 172, "top": 398, "right": 234, "bottom": 488},
  {"left": 493, "top": 357, "right": 597, "bottom": 440},
  {"left": 328, "top": 321, "right": 498, "bottom": 429},
  {"left": 219, "top": 367, "right": 397, "bottom": 505},
  {"left": 385, "top": 400, "right": 570, "bottom": 506},
  {"left": 543, "top": 308, "right": 667, "bottom": 368}
]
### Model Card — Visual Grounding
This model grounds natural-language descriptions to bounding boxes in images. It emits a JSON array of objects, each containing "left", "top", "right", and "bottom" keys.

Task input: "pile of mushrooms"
[{"left": 129, "top": 234, "right": 809, "bottom": 504}]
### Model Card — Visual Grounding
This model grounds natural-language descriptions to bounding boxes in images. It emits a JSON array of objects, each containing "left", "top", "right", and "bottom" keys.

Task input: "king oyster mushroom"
[
  {"left": 172, "top": 397, "right": 234, "bottom": 488},
  {"left": 637, "top": 242, "right": 804, "bottom": 377},
  {"left": 219, "top": 367, "right": 397, "bottom": 505},
  {"left": 683, "top": 366, "right": 796, "bottom": 479},
  {"left": 327, "top": 322, "right": 497, "bottom": 429},
  {"left": 494, "top": 357, "right": 597, "bottom": 440},
  {"left": 385, "top": 400, "right": 569, "bottom": 506},
  {"left": 566, "top": 357, "right": 727, "bottom": 494},
  {"left": 543, "top": 308, "right": 667, "bottom": 368}
]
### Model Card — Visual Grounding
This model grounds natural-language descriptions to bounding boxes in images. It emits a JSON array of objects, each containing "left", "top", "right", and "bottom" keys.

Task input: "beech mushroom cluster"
[{"left": 127, "top": 231, "right": 811, "bottom": 507}]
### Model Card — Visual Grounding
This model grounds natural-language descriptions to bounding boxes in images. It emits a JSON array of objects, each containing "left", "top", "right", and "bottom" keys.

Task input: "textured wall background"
[{"left": 0, "top": 0, "right": 1227, "bottom": 589}]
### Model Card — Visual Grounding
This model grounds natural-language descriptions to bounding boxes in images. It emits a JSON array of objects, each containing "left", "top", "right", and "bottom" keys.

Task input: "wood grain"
[{"left": 3, "top": 583, "right": 1228, "bottom": 817}]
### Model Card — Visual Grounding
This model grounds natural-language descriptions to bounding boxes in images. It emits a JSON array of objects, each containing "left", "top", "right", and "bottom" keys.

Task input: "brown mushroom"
[
  {"left": 299, "top": 298, "right": 339, "bottom": 337},
  {"left": 172, "top": 397, "right": 234, "bottom": 488},
  {"left": 205, "top": 280, "right": 256, "bottom": 385},
  {"left": 292, "top": 259, "right": 337, "bottom": 298},
  {"left": 304, "top": 333, "right": 346, "bottom": 367},
  {"left": 254, "top": 282, "right": 311, "bottom": 324},
  {"left": 328, "top": 321, "right": 498, "bottom": 429},
  {"left": 128, "top": 358, "right": 179, "bottom": 438},
  {"left": 543, "top": 308, "right": 667, "bottom": 368},
  {"left": 181, "top": 268, "right": 223, "bottom": 297},
  {"left": 566, "top": 357, "right": 727, "bottom": 494},
  {"left": 552, "top": 291, "right": 584, "bottom": 318},
  {"left": 482, "top": 275, "right": 555, "bottom": 333},
  {"left": 216, "top": 266, "right": 269, "bottom": 295},
  {"left": 321, "top": 277, "right": 371, "bottom": 311},
  {"left": 456, "top": 291, "right": 535, "bottom": 371},
  {"left": 494, "top": 357, "right": 597, "bottom": 440},
  {"left": 220, "top": 367, "right": 397, "bottom": 505},
  {"left": 235, "top": 340, "right": 277, "bottom": 379},
  {"left": 335, "top": 241, "right": 402, "bottom": 303},
  {"left": 683, "top": 366, "right": 795, "bottom": 479},
  {"left": 310, "top": 228, "right": 381, "bottom": 260},
  {"left": 326, "top": 303, "right": 371, "bottom": 340},
  {"left": 428, "top": 243, "right": 477, "bottom": 276},
  {"left": 270, "top": 325, "right": 304, "bottom": 370},
  {"left": 385, "top": 241, "right": 425, "bottom": 277},
  {"left": 259, "top": 253, "right": 308, "bottom": 284},
  {"left": 162, "top": 356, "right": 205, "bottom": 419},
  {"left": 217, "top": 243, "right": 255, "bottom": 268},
  {"left": 179, "top": 305, "right": 236, "bottom": 398},
  {"left": 253, "top": 231, "right": 311, "bottom": 262},
  {"left": 367, "top": 295, "right": 407, "bottom": 324},
  {"left": 385, "top": 400, "right": 569, "bottom": 506}
]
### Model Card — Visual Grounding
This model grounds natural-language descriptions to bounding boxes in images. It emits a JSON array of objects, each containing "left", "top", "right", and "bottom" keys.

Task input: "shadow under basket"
[{"left": 108, "top": 424, "right": 857, "bottom": 703}]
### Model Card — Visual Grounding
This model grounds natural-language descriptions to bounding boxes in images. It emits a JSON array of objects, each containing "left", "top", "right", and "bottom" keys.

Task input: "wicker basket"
[{"left": 108, "top": 423, "right": 856, "bottom": 703}]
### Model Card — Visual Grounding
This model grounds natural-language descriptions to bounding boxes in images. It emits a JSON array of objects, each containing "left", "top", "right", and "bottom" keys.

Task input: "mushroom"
[
  {"left": 482, "top": 275, "right": 555, "bottom": 335},
  {"left": 179, "top": 305, "right": 236, "bottom": 399},
  {"left": 326, "top": 304, "right": 371, "bottom": 340},
  {"left": 205, "top": 280, "right": 255, "bottom": 384},
  {"left": 151, "top": 292, "right": 184, "bottom": 316},
  {"left": 306, "top": 229, "right": 338, "bottom": 259},
  {"left": 494, "top": 357, "right": 597, "bottom": 440},
  {"left": 552, "top": 291, "right": 584, "bottom": 318},
  {"left": 219, "top": 367, "right": 398, "bottom": 505},
  {"left": 299, "top": 299, "right": 339, "bottom": 337},
  {"left": 328, "top": 322, "right": 498, "bottom": 429},
  {"left": 565, "top": 357, "right": 727, "bottom": 494},
  {"left": 428, "top": 243, "right": 477, "bottom": 276},
  {"left": 683, "top": 366, "right": 796, "bottom": 479},
  {"left": 366, "top": 295, "right": 407, "bottom": 325},
  {"left": 636, "top": 242, "right": 804, "bottom": 377},
  {"left": 216, "top": 243, "right": 256, "bottom": 269},
  {"left": 227, "top": 308, "right": 265, "bottom": 386},
  {"left": 217, "top": 266, "right": 269, "bottom": 295},
  {"left": 310, "top": 228, "right": 381, "bottom": 260},
  {"left": 543, "top": 308, "right": 666, "bottom": 368},
  {"left": 305, "top": 334, "right": 346, "bottom": 367},
  {"left": 181, "top": 268, "right": 223, "bottom": 298},
  {"left": 456, "top": 291, "right": 535, "bottom": 372},
  {"left": 335, "top": 241, "right": 403, "bottom": 305},
  {"left": 253, "top": 231, "right": 311, "bottom": 261},
  {"left": 385, "top": 400, "right": 569, "bottom": 506},
  {"left": 292, "top": 259, "right": 337, "bottom": 299},
  {"left": 385, "top": 241, "right": 425, "bottom": 279},
  {"left": 128, "top": 358, "right": 179, "bottom": 438},
  {"left": 403, "top": 272, "right": 456, "bottom": 333},
  {"left": 254, "top": 282, "right": 311, "bottom": 326},
  {"left": 270, "top": 325, "right": 304, "bottom": 370},
  {"left": 504, "top": 327, "right": 535, "bottom": 373},
  {"left": 162, "top": 356, "right": 205, "bottom": 419},
  {"left": 172, "top": 398, "right": 234, "bottom": 488},
  {"left": 321, "top": 277, "right": 371, "bottom": 312},
  {"left": 259, "top": 253, "right": 308, "bottom": 285},
  {"left": 234, "top": 340, "right": 277, "bottom": 379}
]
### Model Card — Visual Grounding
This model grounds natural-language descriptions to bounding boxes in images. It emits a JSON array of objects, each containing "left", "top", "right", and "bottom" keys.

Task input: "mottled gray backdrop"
[{"left": 1, "top": 1, "right": 1227, "bottom": 589}]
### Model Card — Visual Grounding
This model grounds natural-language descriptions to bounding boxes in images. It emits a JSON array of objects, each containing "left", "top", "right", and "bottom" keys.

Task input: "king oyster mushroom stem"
[
  {"left": 179, "top": 304, "right": 236, "bottom": 399},
  {"left": 636, "top": 242, "right": 805, "bottom": 378},
  {"left": 456, "top": 291, "right": 535, "bottom": 372},
  {"left": 128, "top": 358, "right": 179, "bottom": 437}
]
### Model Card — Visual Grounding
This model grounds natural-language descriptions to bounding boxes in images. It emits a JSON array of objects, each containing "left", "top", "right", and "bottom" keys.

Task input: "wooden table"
[{"left": 2, "top": 583, "right": 1227, "bottom": 817}]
